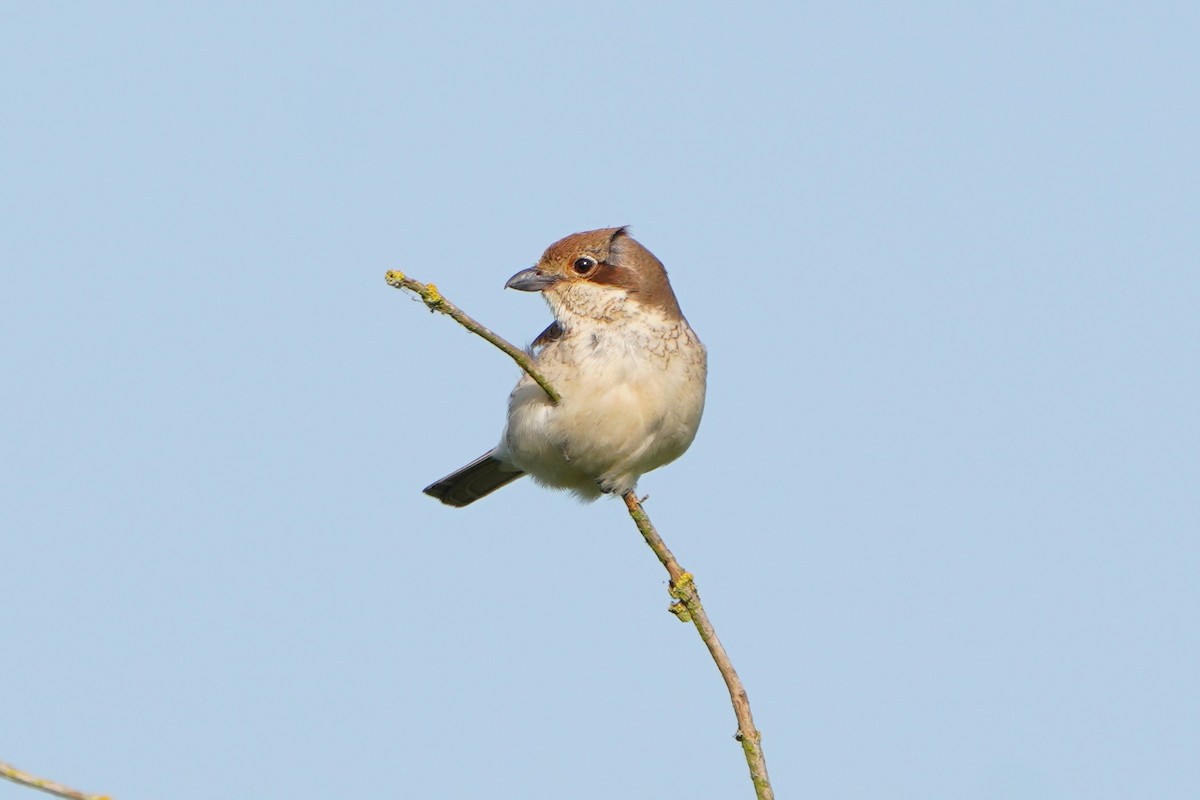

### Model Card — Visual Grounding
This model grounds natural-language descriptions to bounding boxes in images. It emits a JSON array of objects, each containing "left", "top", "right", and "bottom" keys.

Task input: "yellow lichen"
[
  {"left": 422, "top": 283, "right": 444, "bottom": 308},
  {"left": 672, "top": 571, "right": 695, "bottom": 594}
]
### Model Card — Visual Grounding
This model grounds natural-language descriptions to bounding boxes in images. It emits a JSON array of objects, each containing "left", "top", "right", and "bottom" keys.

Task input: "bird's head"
[{"left": 505, "top": 227, "right": 684, "bottom": 321}]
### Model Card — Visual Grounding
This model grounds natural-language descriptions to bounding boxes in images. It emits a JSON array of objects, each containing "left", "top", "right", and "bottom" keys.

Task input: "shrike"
[{"left": 424, "top": 227, "right": 707, "bottom": 507}]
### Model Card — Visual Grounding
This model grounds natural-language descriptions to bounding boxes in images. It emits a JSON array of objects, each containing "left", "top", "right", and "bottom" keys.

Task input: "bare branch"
[
  {"left": 385, "top": 270, "right": 561, "bottom": 404},
  {"left": 621, "top": 492, "right": 774, "bottom": 800},
  {"left": 0, "top": 760, "right": 110, "bottom": 800}
]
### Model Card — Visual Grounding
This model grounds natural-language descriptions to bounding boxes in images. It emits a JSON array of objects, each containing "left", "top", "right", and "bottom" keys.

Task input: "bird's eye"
[{"left": 573, "top": 257, "right": 596, "bottom": 274}]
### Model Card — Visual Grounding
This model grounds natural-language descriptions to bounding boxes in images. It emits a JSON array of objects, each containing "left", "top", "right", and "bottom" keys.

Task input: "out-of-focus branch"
[{"left": 0, "top": 760, "right": 109, "bottom": 800}]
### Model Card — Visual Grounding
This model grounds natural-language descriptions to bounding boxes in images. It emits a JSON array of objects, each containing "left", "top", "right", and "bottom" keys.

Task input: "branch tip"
[{"left": 385, "top": 270, "right": 562, "bottom": 404}]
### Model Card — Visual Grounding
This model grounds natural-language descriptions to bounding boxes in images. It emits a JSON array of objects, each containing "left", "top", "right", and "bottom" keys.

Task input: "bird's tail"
[{"left": 423, "top": 451, "right": 526, "bottom": 507}]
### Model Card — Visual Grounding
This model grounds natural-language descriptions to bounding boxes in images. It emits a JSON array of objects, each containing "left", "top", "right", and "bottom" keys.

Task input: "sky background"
[{"left": 3, "top": 3, "right": 1197, "bottom": 799}]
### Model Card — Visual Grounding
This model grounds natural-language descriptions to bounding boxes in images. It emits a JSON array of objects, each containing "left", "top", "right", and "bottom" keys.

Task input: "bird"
[{"left": 423, "top": 226, "right": 707, "bottom": 507}]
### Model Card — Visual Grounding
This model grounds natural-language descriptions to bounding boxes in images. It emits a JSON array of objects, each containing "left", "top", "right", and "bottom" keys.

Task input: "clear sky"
[{"left": 3, "top": 3, "right": 1197, "bottom": 799}]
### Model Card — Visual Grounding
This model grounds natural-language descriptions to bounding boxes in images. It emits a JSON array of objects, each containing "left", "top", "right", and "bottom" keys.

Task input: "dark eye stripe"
[{"left": 587, "top": 261, "right": 633, "bottom": 290}]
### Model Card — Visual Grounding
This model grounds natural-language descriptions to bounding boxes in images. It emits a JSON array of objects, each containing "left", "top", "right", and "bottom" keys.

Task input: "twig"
[
  {"left": 389, "top": 270, "right": 773, "bottom": 798},
  {"left": 384, "top": 270, "right": 561, "bottom": 404},
  {"left": 622, "top": 492, "right": 774, "bottom": 800},
  {"left": 0, "top": 760, "right": 109, "bottom": 800}
]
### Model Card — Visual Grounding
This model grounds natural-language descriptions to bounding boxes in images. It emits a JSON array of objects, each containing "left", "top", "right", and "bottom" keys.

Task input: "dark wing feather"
[
  {"left": 531, "top": 321, "right": 563, "bottom": 350},
  {"left": 423, "top": 451, "right": 525, "bottom": 507}
]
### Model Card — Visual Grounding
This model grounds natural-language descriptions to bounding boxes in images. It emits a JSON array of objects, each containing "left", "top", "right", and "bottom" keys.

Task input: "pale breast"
[{"left": 502, "top": 310, "right": 706, "bottom": 488}]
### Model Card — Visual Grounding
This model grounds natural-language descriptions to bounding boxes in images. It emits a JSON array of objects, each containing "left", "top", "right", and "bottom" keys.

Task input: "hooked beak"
[{"left": 505, "top": 267, "right": 560, "bottom": 292}]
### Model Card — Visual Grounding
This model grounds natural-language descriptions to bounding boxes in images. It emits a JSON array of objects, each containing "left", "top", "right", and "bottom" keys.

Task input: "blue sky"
[{"left": 3, "top": 3, "right": 1197, "bottom": 799}]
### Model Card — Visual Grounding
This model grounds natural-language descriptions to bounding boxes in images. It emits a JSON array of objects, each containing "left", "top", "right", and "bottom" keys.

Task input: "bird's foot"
[{"left": 596, "top": 475, "right": 636, "bottom": 497}]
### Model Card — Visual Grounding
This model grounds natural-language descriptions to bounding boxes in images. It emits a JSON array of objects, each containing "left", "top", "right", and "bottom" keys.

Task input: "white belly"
[{"left": 499, "top": 317, "right": 706, "bottom": 499}]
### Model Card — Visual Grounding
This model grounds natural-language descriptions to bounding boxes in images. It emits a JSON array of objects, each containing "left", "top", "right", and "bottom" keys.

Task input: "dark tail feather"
[{"left": 423, "top": 451, "right": 526, "bottom": 507}]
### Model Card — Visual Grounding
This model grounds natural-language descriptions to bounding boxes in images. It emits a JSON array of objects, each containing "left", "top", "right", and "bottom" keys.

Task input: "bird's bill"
[{"left": 505, "top": 268, "right": 560, "bottom": 292}]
